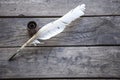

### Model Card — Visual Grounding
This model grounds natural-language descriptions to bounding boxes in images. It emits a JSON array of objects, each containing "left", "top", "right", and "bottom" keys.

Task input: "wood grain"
[
  {"left": 0, "top": 17, "right": 120, "bottom": 46},
  {"left": 0, "top": 0, "right": 120, "bottom": 79},
  {"left": 0, "top": 0, "right": 120, "bottom": 16},
  {"left": 0, "top": 47, "right": 120, "bottom": 78}
]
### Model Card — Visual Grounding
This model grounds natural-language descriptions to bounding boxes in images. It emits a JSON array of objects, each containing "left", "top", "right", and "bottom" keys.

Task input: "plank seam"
[
  {"left": 1, "top": 77, "right": 120, "bottom": 79},
  {"left": 0, "top": 15, "right": 120, "bottom": 18},
  {"left": 1, "top": 45, "right": 120, "bottom": 48}
]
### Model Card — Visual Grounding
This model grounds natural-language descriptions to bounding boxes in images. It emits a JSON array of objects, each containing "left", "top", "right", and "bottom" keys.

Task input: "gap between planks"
[
  {"left": 1, "top": 77, "right": 120, "bottom": 79},
  {"left": 1, "top": 45, "right": 120, "bottom": 48},
  {"left": 0, "top": 15, "right": 120, "bottom": 18}
]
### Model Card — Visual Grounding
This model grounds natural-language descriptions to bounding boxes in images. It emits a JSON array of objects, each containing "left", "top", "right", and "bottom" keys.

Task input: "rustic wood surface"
[
  {"left": 0, "top": 0, "right": 120, "bottom": 16},
  {"left": 0, "top": 47, "right": 120, "bottom": 78},
  {"left": 1, "top": 16, "right": 120, "bottom": 47},
  {"left": 0, "top": 0, "right": 120, "bottom": 79}
]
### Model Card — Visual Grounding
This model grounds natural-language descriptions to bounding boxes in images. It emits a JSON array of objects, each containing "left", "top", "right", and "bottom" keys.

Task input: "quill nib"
[
  {"left": 8, "top": 32, "right": 38, "bottom": 61},
  {"left": 8, "top": 50, "right": 21, "bottom": 61}
]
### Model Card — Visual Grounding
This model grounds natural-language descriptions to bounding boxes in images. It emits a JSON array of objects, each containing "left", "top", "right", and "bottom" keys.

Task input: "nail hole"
[{"left": 27, "top": 21, "right": 37, "bottom": 29}]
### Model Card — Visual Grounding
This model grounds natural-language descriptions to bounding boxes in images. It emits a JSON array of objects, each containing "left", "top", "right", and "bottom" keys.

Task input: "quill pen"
[{"left": 8, "top": 4, "right": 85, "bottom": 61}]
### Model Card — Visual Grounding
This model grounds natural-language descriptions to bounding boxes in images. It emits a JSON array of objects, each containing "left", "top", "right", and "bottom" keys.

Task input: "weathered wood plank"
[
  {"left": 0, "top": 47, "right": 120, "bottom": 78},
  {"left": 0, "top": 0, "right": 120, "bottom": 16},
  {"left": 0, "top": 17, "right": 120, "bottom": 46}
]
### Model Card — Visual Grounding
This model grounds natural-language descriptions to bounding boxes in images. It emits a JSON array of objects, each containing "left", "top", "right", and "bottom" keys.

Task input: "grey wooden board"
[
  {"left": 0, "top": 16, "right": 120, "bottom": 46},
  {"left": 0, "top": 0, "right": 120, "bottom": 16},
  {"left": 0, "top": 47, "right": 120, "bottom": 78}
]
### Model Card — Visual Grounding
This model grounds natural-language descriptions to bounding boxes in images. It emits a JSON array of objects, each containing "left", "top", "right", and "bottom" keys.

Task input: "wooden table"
[{"left": 0, "top": 0, "right": 120, "bottom": 79}]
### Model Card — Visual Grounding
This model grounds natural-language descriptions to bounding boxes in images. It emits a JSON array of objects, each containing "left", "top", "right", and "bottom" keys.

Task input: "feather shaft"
[{"left": 8, "top": 33, "right": 39, "bottom": 60}]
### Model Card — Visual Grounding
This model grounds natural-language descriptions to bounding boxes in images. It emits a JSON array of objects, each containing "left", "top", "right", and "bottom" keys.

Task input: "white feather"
[{"left": 32, "top": 4, "right": 85, "bottom": 44}]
